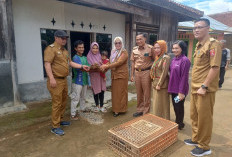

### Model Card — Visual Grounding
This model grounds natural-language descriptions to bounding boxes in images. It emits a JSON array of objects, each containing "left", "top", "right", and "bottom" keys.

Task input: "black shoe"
[
  {"left": 113, "top": 112, "right": 119, "bottom": 117},
  {"left": 191, "top": 146, "right": 211, "bottom": 157},
  {"left": 184, "top": 139, "right": 198, "bottom": 146},
  {"left": 178, "top": 123, "right": 185, "bottom": 130},
  {"left": 133, "top": 112, "right": 143, "bottom": 117}
]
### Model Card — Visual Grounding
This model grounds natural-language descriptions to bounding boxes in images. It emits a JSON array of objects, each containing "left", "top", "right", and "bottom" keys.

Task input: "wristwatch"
[{"left": 201, "top": 84, "right": 208, "bottom": 90}]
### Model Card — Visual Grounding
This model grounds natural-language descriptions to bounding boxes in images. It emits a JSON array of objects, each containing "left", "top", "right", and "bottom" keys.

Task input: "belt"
[
  {"left": 135, "top": 67, "right": 151, "bottom": 72},
  {"left": 54, "top": 77, "right": 66, "bottom": 79}
]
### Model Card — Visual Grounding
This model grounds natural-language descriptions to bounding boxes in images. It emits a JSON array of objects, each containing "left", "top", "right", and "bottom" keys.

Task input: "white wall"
[{"left": 12, "top": 0, "right": 125, "bottom": 84}]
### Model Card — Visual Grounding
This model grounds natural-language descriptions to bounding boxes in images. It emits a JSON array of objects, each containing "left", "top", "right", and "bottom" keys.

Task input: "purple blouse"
[{"left": 168, "top": 54, "right": 191, "bottom": 95}]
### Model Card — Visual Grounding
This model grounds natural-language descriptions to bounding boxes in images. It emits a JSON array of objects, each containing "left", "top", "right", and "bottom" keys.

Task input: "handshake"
[
  {"left": 82, "top": 65, "right": 90, "bottom": 72},
  {"left": 90, "top": 63, "right": 108, "bottom": 72}
]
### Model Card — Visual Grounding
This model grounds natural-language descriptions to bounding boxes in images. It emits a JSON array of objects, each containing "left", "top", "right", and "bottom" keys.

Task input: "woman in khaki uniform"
[
  {"left": 100, "top": 37, "right": 129, "bottom": 117},
  {"left": 150, "top": 40, "right": 171, "bottom": 120}
]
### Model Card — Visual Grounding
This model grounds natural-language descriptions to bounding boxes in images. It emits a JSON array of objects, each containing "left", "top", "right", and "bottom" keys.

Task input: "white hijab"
[{"left": 110, "top": 36, "right": 124, "bottom": 63}]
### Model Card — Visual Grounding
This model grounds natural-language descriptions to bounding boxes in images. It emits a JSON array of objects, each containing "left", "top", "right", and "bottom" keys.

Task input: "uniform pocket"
[
  {"left": 133, "top": 53, "right": 140, "bottom": 59},
  {"left": 196, "top": 51, "right": 209, "bottom": 66}
]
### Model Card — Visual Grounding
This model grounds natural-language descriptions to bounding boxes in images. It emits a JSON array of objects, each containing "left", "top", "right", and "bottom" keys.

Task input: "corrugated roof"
[{"left": 178, "top": 15, "right": 231, "bottom": 32}]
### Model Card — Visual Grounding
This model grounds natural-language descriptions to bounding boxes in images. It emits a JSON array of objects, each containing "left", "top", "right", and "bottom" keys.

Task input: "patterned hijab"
[
  {"left": 87, "top": 42, "right": 102, "bottom": 65},
  {"left": 155, "top": 40, "right": 167, "bottom": 61},
  {"left": 150, "top": 40, "right": 167, "bottom": 79}
]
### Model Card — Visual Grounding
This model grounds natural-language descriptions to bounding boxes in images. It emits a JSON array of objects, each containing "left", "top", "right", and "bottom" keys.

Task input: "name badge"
[{"left": 144, "top": 53, "right": 149, "bottom": 56}]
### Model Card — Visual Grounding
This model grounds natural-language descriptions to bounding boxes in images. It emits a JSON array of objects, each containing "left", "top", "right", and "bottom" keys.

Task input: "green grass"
[
  {"left": 0, "top": 96, "right": 136, "bottom": 136},
  {"left": 128, "top": 99, "right": 137, "bottom": 107},
  {"left": 0, "top": 99, "right": 74, "bottom": 135},
  {"left": 0, "top": 101, "right": 52, "bottom": 134}
]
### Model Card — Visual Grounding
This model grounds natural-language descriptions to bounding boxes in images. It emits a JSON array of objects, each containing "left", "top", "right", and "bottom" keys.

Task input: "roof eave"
[{"left": 140, "top": 0, "right": 203, "bottom": 21}]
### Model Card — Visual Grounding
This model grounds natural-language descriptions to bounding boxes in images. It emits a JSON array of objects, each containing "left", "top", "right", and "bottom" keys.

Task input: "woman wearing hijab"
[
  {"left": 168, "top": 40, "right": 191, "bottom": 130},
  {"left": 87, "top": 42, "right": 107, "bottom": 112},
  {"left": 100, "top": 37, "right": 128, "bottom": 117},
  {"left": 150, "top": 40, "right": 171, "bottom": 120}
]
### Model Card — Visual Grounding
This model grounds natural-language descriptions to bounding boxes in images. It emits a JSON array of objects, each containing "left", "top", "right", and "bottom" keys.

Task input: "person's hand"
[
  {"left": 95, "top": 63, "right": 100, "bottom": 69},
  {"left": 130, "top": 76, "right": 134, "bottom": 82},
  {"left": 50, "top": 78, "right": 57, "bottom": 88},
  {"left": 100, "top": 64, "right": 108, "bottom": 71},
  {"left": 83, "top": 65, "right": 90, "bottom": 71},
  {"left": 178, "top": 93, "right": 185, "bottom": 100},
  {"left": 156, "top": 85, "right": 160, "bottom": 90},
  {"left": 197, "top": 87, "right": 206, "bottom": 96},
  {"left": 225, "top": 65, "right": 229, "bottom": 71}
]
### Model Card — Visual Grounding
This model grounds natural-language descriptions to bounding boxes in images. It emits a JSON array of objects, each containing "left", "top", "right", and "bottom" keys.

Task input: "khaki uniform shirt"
[
  {"left": 191, "top": 38, "right": 222, "bottom": 93},
  {"left": 130, "top": 44, "right": 153, "bottom": 70},
  {"left": 44, "top": 42, "right": 69, "bottom": 78},
  {"left": 151, "top": 55, "right": 171, "bottom": 88}
]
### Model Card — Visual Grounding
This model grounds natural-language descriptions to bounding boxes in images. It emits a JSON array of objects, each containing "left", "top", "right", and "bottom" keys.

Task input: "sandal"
[
  {"left": 93, "top": 107, "right": 100, "bottom": 113},
  {"left": 113, "top": 112, "right": 119, "bottom": 117},
  {"left": 70, "top": 115, "right": 79, "bottom": 120}
]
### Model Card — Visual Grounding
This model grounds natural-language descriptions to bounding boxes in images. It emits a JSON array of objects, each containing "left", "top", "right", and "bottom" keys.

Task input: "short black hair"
[
  {"left": 172, "top": 40, "right": 188, "bottom": 56},
  {"left": 194, "top": 18, "right": 210, "bottom": 26},
  {"left": 101, "top": 50, "right": 108, "bottom": 57},
  {"left": 137, "top": 33, "right": 147, "bottom": 39},
  {"left": 74, "top": 40, "right": 84, "bottom": 48}
]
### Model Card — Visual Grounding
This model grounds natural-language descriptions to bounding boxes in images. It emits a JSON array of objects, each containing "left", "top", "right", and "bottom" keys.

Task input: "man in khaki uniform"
[
  {"left": 44, "top": 30, "right": 89, "bottom": 136},
  {"left": 130, "top": 34, "right": 153, "bottom": 117},
  {"left": 184, "top": 19, "right": 222, "bottom": 156}
]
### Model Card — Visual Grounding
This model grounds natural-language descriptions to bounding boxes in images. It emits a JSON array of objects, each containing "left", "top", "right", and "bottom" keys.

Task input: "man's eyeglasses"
[{"left": 193, "top": 25, "right": 209, "bottom": 30}]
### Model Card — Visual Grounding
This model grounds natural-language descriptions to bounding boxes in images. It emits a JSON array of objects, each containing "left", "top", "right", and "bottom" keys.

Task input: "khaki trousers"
[
  {"left": 135, "top": 70, "right": 151, "bottom": 114},
  {"left": 190, "top": 92, "right": 215, "bottom": 150},
  {"left": 70, "top": 83, "right": 87, "bottom": 116},
  {"left": 47, "top": 78, "right": 68, "bottom": 128}
]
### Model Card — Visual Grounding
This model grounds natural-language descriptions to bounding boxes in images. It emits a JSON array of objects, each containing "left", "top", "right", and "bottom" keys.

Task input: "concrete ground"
[{"left": 0, "top": 69, "right": 232, "bottom": 157}]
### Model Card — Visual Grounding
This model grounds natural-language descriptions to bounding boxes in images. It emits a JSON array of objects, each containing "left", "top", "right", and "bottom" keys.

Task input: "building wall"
[
  {"left": 0, "top": 0, "right": 17, "bottom": 108},
  {"left": 159, "top": 10, "right": 178, "bottom": 43},
  {"left": 224, "top": 34, "right": 232, "bottom": 57},
  {"left": 209, "top": 12, "right": 232, "bottom": 27},
  {"left": 12, "top": 0, "right": 125, "bottom": 85},
  {"left": 178, "top": 32, "right": 225, "bottom": 64},
  {"left": 12, "top": 0, "right": 125, "bottom": 102}
]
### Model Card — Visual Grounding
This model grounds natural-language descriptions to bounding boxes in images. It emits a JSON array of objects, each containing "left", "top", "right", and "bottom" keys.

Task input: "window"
[{"left": 96, "top": 33, "right": 112, "bottom": 58}]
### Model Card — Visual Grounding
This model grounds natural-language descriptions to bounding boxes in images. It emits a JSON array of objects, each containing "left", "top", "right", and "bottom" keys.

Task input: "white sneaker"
[
  {"left": 93, "top": 107, "right": 100, "bottom": 112},
  {"left": 100, "top": 107, "right": 107, "bottom": 113}
]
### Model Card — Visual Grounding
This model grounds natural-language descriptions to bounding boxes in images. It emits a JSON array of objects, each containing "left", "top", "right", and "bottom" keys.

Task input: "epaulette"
[
  {"left": 133, "top": 46, "right": 138, "bottom": 50},
  {"left": 163, "top": 55, "right": 168, "bottom": 58},
  {"left": 148, "top": 44, "right": 153, "bottom": 48},
  {"left": 49, "top": 44, "right": 55, "bottom": 47},
  {"left": 210, "top": 38, "right": 216, "bottom": 42}
]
